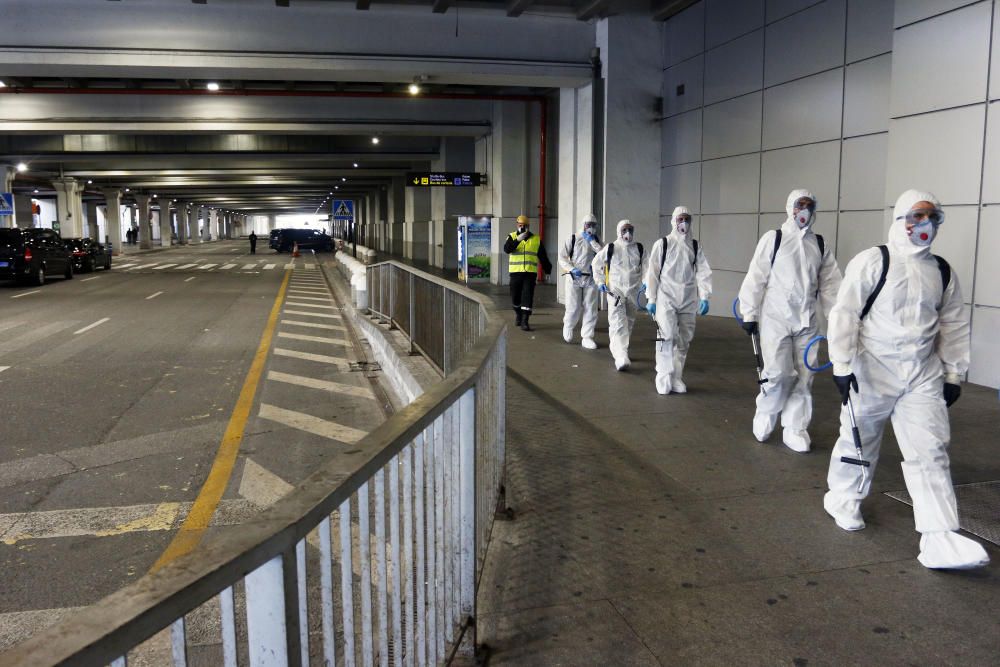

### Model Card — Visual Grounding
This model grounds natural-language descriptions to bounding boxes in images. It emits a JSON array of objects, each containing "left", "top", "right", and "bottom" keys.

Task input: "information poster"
[{"left": 458, "top": 215, "right": 492, "bottom": 283}]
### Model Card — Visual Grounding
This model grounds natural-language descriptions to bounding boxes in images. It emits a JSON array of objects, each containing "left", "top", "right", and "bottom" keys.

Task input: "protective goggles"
[
  {"left": 675, "top": 214, "right": 692, "bottom": 224},
  {"left": 903, "top": 208, "right": 944, "bottom": 226},
  {"left": 620, "top": 225, "right": 635, "bottom": 235},
  {"left": 792, "top": 199, "right": 816, "bottom": 212}
]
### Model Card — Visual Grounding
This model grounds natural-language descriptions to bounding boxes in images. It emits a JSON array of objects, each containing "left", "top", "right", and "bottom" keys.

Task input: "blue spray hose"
[
  {"left": 804, "top": 335, "right": 833, "bottom": 372},
  {"left": 732, "top": 297, "right": 743, "bottom": 324}
]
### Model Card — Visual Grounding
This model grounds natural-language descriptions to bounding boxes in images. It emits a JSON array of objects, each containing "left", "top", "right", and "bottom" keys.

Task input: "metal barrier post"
[
  {"left": 245, "top": 555, "right": 290, "bottom": 667},
  {"left": 409, "top": 273, "right": 416, "bottom": 355},
  {"left": 442, "top": 287, "right": 450, "bottom": 376},
  {"left": 388, "top": 265, "right": 396, "bottom": 330},
  {"left": 457, "top": 387, "right": 476, "bottom": 656}
]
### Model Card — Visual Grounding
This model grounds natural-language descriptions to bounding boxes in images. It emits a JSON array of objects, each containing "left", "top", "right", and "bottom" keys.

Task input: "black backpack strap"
[
  {"left": 861, "top": 245, "right": 889, "bottom": 320},
  {"left": 568, "top": 234, "right": 576, "bottom": 258},
  {"left": 638, "top": 242, "right": 644, "bottom": 261},
  {"left": 770, "top": 229, "right": 782, "bottom": 267},
  {"left": 933, "top": 255, "right": 951, "bottom": 292},
  {"left": 816, "top": 234, "right": 825, "bottom": 257},
  {"left": 660, "top": 237, "right": 668, "bottom": 276},
  {"left": 606, "top": 240, "right": 614, "bottom": 273},
  {"left": 692, "top": 239, "right": 699, "bottom": 266}
]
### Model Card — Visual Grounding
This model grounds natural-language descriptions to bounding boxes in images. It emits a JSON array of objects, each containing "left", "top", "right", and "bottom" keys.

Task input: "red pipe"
[{"left": 2, "top": 85, "right": 550, "bottom": 276}]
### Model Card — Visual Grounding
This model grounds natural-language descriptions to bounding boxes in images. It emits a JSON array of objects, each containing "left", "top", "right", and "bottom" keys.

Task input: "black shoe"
[
  {"left": 515, "top": 308, "right": 523, "bottom": 326},
  {"left": 520, "top": 316, "right": 532, "bottom": 332}
]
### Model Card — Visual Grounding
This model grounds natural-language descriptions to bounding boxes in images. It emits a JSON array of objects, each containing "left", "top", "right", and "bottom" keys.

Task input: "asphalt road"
[{"left": 0, "top": 241, "right": 388, "bottom": 651}]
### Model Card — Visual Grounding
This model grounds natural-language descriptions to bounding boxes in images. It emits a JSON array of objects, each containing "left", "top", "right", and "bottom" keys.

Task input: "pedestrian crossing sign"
[
  {"left": 332, "top": 199, "right": 354, "bottom": 222},
  {"left": 0, "top": 193, "right": 13, "bottom": 216}
]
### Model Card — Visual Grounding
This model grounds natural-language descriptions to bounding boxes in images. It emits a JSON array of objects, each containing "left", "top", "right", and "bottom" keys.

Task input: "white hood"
[
  {"left": 785, "top": 188, "right": 818, "bottom": 233},
  {"left": 889, "top": 189, "right": 942, "bottom": 257},
  {"left": 671, "top": 206, "right": 691, "bottom": 237},
  {"left": 616, "top": 219, "right": 635, "bottom": 245},
  {"left": 580, "top": 213, "right": 598, "bottom": 233}
]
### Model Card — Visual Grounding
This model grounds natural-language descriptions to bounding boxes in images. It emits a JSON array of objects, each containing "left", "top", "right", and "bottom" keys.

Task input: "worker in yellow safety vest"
[{"left": 503, "top": 215, "right": 552, "bottom": 331}]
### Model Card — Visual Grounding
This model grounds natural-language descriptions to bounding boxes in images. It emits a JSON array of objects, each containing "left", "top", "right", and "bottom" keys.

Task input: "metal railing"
[{"left": 1, "top": 261, "right": 506, "bottom": 666}]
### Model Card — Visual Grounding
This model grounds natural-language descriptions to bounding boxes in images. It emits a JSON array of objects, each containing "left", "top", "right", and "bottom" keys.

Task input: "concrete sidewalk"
[{"left": 475, "top": 283, "right": 1000, "bottom": 666}]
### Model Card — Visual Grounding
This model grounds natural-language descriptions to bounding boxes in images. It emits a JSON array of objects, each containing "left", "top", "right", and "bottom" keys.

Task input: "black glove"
[
  {"left": 741, "top": 321, "right": 758, "bottom": 336},
  {"left": 833, "top": 373, "right": 858, "bottom": 406},
  {"left": 944, "top": 383, "right": 961, "bottom": 407}
]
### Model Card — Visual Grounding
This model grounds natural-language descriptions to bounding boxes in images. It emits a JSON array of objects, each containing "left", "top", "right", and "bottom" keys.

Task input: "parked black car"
[
  {"left": 0, "top": 228, "right": 74, "bottom": 285},
  {"left": 269, "top": 228, "right": 334, "bottom": 252},
  {"left": 64, "top": 237, "right": 112, "bottom": 272}
]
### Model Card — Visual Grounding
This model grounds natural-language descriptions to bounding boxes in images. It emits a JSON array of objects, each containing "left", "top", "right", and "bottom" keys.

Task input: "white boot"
[
  {"left": 562, "top": 326, "right": 573, "bottom": 343},
  {"left": 752, "top": 413, "right": 778, "bottom": 442},
  {"left": 671, "top": 379, "right": 687, "bottom": 394},
  {"left": 782, "top": 428, "right": 811, "bottom": 453},
  {"left": 615, "top": 357, "right": 631, "bottom": 371},
  {"left": 918, "top": 531, "right": 990, "bottom": 570},
  {"left": 824, "top": 491, "right": 865, "bottom": 531},
  {"left": 581, "top": 337, "right": 597, "bottom": 350}
]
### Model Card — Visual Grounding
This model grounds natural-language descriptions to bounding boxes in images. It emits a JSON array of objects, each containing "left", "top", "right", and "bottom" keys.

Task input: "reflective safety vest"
[{"left": 508, "top": 232, "right": 541, "bottom": 273}]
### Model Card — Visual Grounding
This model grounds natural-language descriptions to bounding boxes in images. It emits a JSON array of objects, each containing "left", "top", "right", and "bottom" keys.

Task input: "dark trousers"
[
  {"left": 250, "top": 241, "right": 257, "bottom": 254},
  {"left": 509, "top": 272, "right": 537, "bottom": 313}
]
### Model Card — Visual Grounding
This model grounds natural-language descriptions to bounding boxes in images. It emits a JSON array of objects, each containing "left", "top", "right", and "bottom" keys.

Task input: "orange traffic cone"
[{"left": 292, "top": 241, "right": 301, "bottom": 258}]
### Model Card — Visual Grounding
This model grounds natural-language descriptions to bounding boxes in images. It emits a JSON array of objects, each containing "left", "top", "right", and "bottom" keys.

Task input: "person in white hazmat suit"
[
  {"left": 591, "top": 220, "right": 646, "bottom": 371},
  {"left": 560, "top": 214, "right": 603, "bottom": 350},
  {"left": 644, "top": 206, "right": 713, "bottom": 394},
  {"left": 823, "top": 189, "right": 989, "bottom": 570},
  {"left": 738, "top": 189, "right": 842, "bottom": 452}
]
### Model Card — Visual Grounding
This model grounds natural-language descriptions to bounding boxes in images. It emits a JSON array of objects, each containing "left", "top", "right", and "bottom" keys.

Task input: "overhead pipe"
[{"left": 2, "top": 85, "right": 551, "bottom": 276}]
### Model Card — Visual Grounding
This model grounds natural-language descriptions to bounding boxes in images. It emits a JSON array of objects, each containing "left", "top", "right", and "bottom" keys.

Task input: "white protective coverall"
[
  {"left": 645, "top": 206, "right": 713, "bottom": 394},
  {"left": 591, "top": 220, "right": 645, "bottom": 370},
  {"left": 559, "top": 215, "right": 603, "bottom": 348},
  {"left": 824, "top": 189, "right": 989, "bottom": 570},
  {"left": 738, "top": 189, "right": 842, "bottom": 452}
]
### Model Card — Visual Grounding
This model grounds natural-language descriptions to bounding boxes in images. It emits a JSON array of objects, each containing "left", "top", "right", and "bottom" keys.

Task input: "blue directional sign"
[
  {"left": 0, "top": 193, "right": 13, "bottom": 216},
  {"left": 332, "top": 199, "right": 354, "bottom": 222}
]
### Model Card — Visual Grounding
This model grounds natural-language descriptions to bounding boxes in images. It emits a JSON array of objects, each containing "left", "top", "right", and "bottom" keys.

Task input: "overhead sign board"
[
  {"left": 332, "top": 199, "right": 354, "bottom": 222},
  {"left": 406, "top": 173, "right": 485, "bottom": 187},
  {"left": 0, "top": 193, "right": 13, "bottom": 216}
]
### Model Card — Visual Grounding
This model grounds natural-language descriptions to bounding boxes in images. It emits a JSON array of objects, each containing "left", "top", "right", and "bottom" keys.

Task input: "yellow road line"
[{"left": 149, "top": 270, "right": 292, "bottom": 573}]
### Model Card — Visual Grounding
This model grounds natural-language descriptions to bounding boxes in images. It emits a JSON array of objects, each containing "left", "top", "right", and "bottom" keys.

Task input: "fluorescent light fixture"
[
  {"left": 125, "top": 187, "right": 130, "bottom": 192},
  {"left": 353, "top": 163, "right": 359, "bottom": 168},
  {"left": 33, "top": 189, "right": 39, "bottom": 194},
  {"left": 341, "top": 177, "right": 347, "bottom": 182},
  {"left": 15, "top": 162, "right": 27, "bottom": 172},
  {"left": 371, "top": 137, "right": 380, "bottom": 145},
  {"left": 87, "top": 179, "right": 93, "bottom": 184},
  {"left": 408, "top": 83, "right": 420, "bottom": 95},
  {"left": 206, "top": 82, "right": 220, "bottom": 91}
]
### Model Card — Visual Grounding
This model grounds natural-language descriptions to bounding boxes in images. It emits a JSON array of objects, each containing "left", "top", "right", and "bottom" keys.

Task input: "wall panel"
[
  {"left": 700, "top": 154, "right": 761, "bottom": 213},
  {"left": 846, "top": 0, "right": 894, "bottom": 62},
  {"left": 763, "top": 69, "right": 844, "bottom": 149},
  {"left": 764, "top": 0, "right": 846, "bottom": 86},
  {"left": 700, "top": 214, "right": 759, "bottom": 271},
  {"left": 662, "top": 109, "right": 703, "bottom": 167},
  {"left": 705, "top": 0, "right": 765, "bottom": 48},
  {"left": 844, "top": 54, "right": 891, "bottom": 137},
  {"left": 702, "top": 92, "right": 763, "bottom": 159},
  {"left": 663, "top": 55, "right": 705, "bottom": 117},
  {"left": 704, "top": 29, "right": 764, "bottom": 104},
  {"left": 840, "top": 133, "right": 889, "bottom": 211},
  {"left": 661, "top": 163, "right": 703, "bottom": 214},
  {"left": 760, "top": 140, "right": 842, "bottom": 213}
]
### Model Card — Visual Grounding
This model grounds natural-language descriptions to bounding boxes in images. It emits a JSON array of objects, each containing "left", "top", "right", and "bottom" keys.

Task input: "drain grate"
[
  {"left": 349, "top": 361, "right": 382, "bottom": 373},
  {"left": 885, "top": 480, "right": 1000, "bottom": 547}
]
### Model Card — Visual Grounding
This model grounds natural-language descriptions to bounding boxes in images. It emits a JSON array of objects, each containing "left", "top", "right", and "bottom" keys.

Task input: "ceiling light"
[
  {"left": 15, "top": 162, "right": 27, "bottom": 172},
  {"left": 0, "top": 81, "right": 6, "bottom": 88},
  {"left": 152, "top": 194, "right": 158, "bottom": 198},
  {"left": 207, "top": 82, "right": 220, "bottom": 91},
  {"left": 408, "top": 83, "right": 420, "bottom": 95},
  {"left": 335, "top": 186, "right": 339, "bottom": 190},
  {"left": 87, "top": 179, "right": 93, "bottom": 184},
  {"left": 353, "top": 163, "right": 359, "bottom": 168},
  {"left": 371, "top": 137, "right": 380, "bottom": 145},
  {"left": 341, "top": 177, "right": 347, "bottom": 182},
  {"left": 33, "top": 189, "right": 38, "bottom": 194},
  {"left": 125, "top": 187, "right": 130, "bottom": 192}
]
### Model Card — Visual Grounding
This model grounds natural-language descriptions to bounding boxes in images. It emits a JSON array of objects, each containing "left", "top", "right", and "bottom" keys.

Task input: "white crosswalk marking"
[
  {"left": 273, "top": 348, "right": 350, "bottom": 367},
  {"left": 266, "top": 370, "right": 374, "bottom": 398},
  {"left": 220, "top": 263, "right": 236, "bottom": 270},
  {"left": 286, "top": 295, "right": 331, "bottom": 301},
  {"left": 285, "top": 302, "right": 337, "bottom": 310},
  {"left": 284, "top": 263, "right": 295, "bottom": 269},
  {"left": 280, "top": 319, "right": 346, "bottom": 332},
  {"left": 288, "top": 289, "right": 328, "bottom": 296},
  {"left": 152, "top": 264, "right": 176, "bottom": 270},
  {"left": 242, "top": 263, "right": 257, "bottom": 270},
  {"left": 199, "top": 264, "right": 217, "bottom": 269},
  {"left": 115, "top": 263, "right": 137, "bottom": 269},
  {"left": 176, "top": 263, "right": 198, "bottom": 270},
  {"left": 264, "top": 263, "right": 276, "bottom": 270},
  {"left": 258, "top": 404, "right": 367, "bottom": 444},
  {"left": 278, "top": 331, "right": 348, "bottom": 346},
  {"left": 283, "top": 309, "right": 342, "bottom": 319}
]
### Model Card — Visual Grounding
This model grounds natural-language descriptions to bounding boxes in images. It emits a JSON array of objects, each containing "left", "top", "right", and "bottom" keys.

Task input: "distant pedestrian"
[{"left": 249, "top": 231, "right": 257, "bottom": 254}]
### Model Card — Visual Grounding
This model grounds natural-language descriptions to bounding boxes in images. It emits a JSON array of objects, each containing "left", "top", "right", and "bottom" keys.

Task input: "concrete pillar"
[
  {"left": 14, "top": 195, "right": 33, "bottom": 228},
  {"left": 597, "top": 12, "right": 661, "bottom": 250},
  {"left": 157, "top": 199, "right": 172, "bottom": 246},
  {"left": 133, "top": 194, "right": 152, "bottom": 249},
  {"left": 1, "top": 165, "right": 15, "bottom": 228},
  {"left": 86, "top": 201, "right": 100, "bottom": 239},
  {"left": 176, "top": 203, "right": 188, "bottom": 245},
  {"left": 128, "top": 205, "right": 137, "bottom": 240},
  {"left": 217, "top": 212, "right": 226, "bottom": 241},
  {"left": 405, "top": 188, "right": 431, "bottom": 262},
  {"left": 430, "top": 137, "right": 476, "bottom": 269},
  {"left": 202, "top": 207, "right": 211, "bottom": 242},
  {"left": 477, "top": 101, "right": 529, "bottom": 285},
  {"left": 557, "top": 84, "right": 595, "bottom": 303},
  {"left": 101, "top": 189, "right": 123, "bottom": 254},
  {"left": 52, "top": 177, "right": 85, "bottom": 238},
  {"left": 388, "top": 176, "right": 406, "bottom": 256},
  {"left": 268, "top": 214, "right": 276, "bottom": 231}
]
